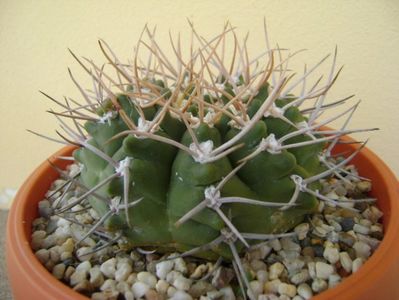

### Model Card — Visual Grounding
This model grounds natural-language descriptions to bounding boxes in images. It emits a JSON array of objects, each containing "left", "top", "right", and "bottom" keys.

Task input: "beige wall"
[{"left": 0, "top": 0, "right": 398, "bottom": 191}]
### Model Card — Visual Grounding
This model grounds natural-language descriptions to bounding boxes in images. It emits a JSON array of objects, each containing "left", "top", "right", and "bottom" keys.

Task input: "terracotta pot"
[{"left": 6, "top": 138, "right": 399, "bottom": 300}]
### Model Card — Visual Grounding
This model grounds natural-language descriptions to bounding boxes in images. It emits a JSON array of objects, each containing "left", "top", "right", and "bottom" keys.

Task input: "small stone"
[
  {"left": 311, "top": 278, "right": 328, "bottom": 293},
  {"left": 307, "top": 262, "right": 316, "bottom": 279},
  {"left": 256, "top": 270, "right": 269, "bottom": 283},
  {"left": 190, "top": 264, "right": 207, "bottom": 279},
  {"left": 126, "top": 273, "right": 137, "bottom": 285},
  {"left": 61, "top": 238, "right": 75, "bottom": 253},
  {"left": 269, "top": 239, "right": 282, "bottom": 251},
  {"left": 339, "top": 252, "right": 352, "bottom": 273},
  {"left": 145, "top": 289, "right": 160, "bottom": 300},
  {"left": 188, "top": 281, "right": 213, "bottom": 298},
  {"left": 73, "top": 279, "right": 93, "bottom": 293},
  {"left": 292, "top": 296, "right": 305, "bottom": 300},
  {"left": 315, "top": 262, "right": 335, "bottom": 280},
  {"left": 76, "top": 247, "right": 93, "bottom": 261},
  {"left": 90, "top": 266, "right": 105, "bottom": 288},
  {"left": 264, "top": 279, "right": 281, "bottom": 294},
  {"left": 138, "top": 271, "right": 157, "bottom": 288},
  {"left": 301, "top": 247, "right": 315, "bottom": 258},
  {"left": 353, "top": 224, "right": 370, "bottom": 235},
  {"left": 156, "top": 279, "right": 170, "bottom": 294},
  {"left": 115, "top": 263, "right": 132, "bottom": 282},
  {"left": 220, "top": 286, "right": 236, "bottom": 300},
  {"left": 70, "top": 270, "right": 87, "bottom": 286},
  {"left": 328, "top": 274, "right": 341, "bottom": 288},
  {"left": 369, "top": 230, "right": 384, "bottom": 240},
  {"left": 124, "top": 291, "right": 134, "bottom": 300},
  {"left": 167, "top": 286, "right": 177, "bottom": 297},
  {"left": 76, "top": 261, "right": 91, "bottom": 274},
  {"left": 356, "top": 181, "right": 371, "bottom": 192},
  {"left": 100, "top": 279, "right": 117, "bottom": 292},
  {"left": 294, "top": 223, "right": 309, "bottom": 240},
  {"left": 338, "top": 232, "right": 356, "bottom": 247},
  {"left": 297, "top": 283, "right": 313, "bottom": 299},
  {"left": 156, "top": 260, "right": 174, "bottom": 279},
  {"left": 101, "top": 258, "right": 116, "bottom": 279},
  {"left": 64, "top": 266, "right": 75, "bottom": 281},
  {"left": 353, "top": 241, "right": 371, "bottom": 259},
  {"left": 290, "top": 269, "right": 310, "bottom": 285},
  {"left": 169, "top": 290, "right": 193, "bottom": 300},
  {"left": 174, "top": 257, "right": 188, "bottom": 274},
  {"left": 166, "top": 270, "right": 182, "bottom": 285},
  {"left": 52, "top": 263, "right": 66, "bottom": 280},
  {"left": 352, "top": 257, "right": 364, "bottom": 273},
  {"left": 323, "top": 246, "right": 340, "bottom": 264},
  {"left": 49, "top": 246, "right": 61, "bottom": 263},
  {"left": 281, "top": 238, "right": 301, "bottom": 252},
  {"left": 259, "top": 244, "right": 272, "bottom": 259},
  {"left": 269, "top": 262, "right": 284, "bottom": 280},
  {"left": 173, "top": 275, "right": 192, "bottom": 291},
  {"left": 340, "top": 217, "right": 355, "bottom": 232},
  {"left": 312, "top": 245, "right": 324, "bottom": 257},
  {"left": 132, "top": 282, "right": 150, "bottom": 298},
  {"left": 278, "top": 283, "right": 297, "bottom": 297},
  {"left": 60, "top": 251, "right": 72, "bottom": 261},
  {"left": 250, "top": 259, "right": 267, "bottom": 272},
  {"left": 249, "top": 280, "right": 263, "bottom": 299},
  {"left": 35, "top": 249, "right": 49, "bottom": 264},
  {"left": 207, "top": 290, "right": 224, "bottom": 299}
]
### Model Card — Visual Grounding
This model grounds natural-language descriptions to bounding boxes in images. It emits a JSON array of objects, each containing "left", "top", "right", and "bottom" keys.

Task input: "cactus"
[{"left": 35, "top": 22, "right": 376, "bottom": 297}]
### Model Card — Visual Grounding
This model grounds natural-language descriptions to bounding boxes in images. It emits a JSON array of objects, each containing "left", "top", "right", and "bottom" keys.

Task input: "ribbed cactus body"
[{"left": 73, "top": 81, "right": 321, "bottom": 259}]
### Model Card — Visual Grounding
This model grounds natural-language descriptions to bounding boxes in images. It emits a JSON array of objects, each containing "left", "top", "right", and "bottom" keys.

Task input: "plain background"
[{"left": 0, "top": 0, "right": 398, "bottom": 191}]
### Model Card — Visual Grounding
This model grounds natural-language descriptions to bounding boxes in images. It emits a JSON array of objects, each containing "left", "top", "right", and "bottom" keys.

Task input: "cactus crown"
[{"left": 35, "top": 22, "right": 376, "bottom": 297}]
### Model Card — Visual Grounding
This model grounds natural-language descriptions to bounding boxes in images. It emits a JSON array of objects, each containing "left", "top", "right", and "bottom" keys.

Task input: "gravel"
[{"left": 30, "top": 161, "right": 384, "bottom": 299}]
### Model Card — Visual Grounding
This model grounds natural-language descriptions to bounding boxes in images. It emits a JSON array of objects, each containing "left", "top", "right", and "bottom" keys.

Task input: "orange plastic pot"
[{"left": 6, "top": 137, "right": 399, "bottom": 300}]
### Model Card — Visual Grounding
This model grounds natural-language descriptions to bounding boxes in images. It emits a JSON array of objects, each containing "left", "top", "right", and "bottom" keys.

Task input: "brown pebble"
[
  {"left": 347, "top": 248, "right": 357, "bottom": 260},
  {"left": 302, "top": 247, "right": 315, "bottom": 258},
  {"left": 145, "top": 289, "right": 160, "bottom": 300},
  {"left": 311, "top": 238, "right": 323, "bottom": 246},
  {"left": 338, "top": 232, "right": 355, "bottom": 247},
  {"left": 73, "top": 279, "right": 93, "bottom": 293},
  {"left": 369, "top": 231, "right": 384, "bottom": 240},
  {"left": 64, "top": 266, "right": 75, "bottom": 281}
]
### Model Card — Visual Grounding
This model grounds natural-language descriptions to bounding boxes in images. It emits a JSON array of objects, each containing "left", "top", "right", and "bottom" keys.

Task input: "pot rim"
[{"left": 6, "top": 139, "right": 399, "bottom": 299}]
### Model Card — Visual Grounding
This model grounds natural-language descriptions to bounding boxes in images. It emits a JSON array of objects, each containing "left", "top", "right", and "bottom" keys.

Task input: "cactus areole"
[{"left": 39, "top": 23, "right": 375, "bottom": 274}]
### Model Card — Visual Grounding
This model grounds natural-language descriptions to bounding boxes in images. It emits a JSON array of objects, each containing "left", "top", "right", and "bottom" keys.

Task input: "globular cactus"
[{"left": 36, "top": 22, "right": 375, "bottom": 295}]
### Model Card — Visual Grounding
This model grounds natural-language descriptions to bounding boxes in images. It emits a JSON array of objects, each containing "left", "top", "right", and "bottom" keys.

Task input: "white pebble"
[
  {"left": 339, "top": 252, "right": 353, "bottom": 273},
  {"left": 278, "top": 283, "right": 297, "bottom": 297},
  {"left": 250, "top": 259, "right": 267, "bottom": 272},
  {"left": 257, "top": 270, "right": 269, "bottom": 283},
  {"left": 259, "top": 244, "right": 272, "bottom": 259},
  {"left": 269, "top": 262, "right": 284, "bottom": 280},
  {"left": 353, "top": 241, "right": 371, "bottom": 259},
  {"left": 281, "top": 238, "right": 301, "bottom": 252},
  {"left": 137, "top": 271, "right": 157, "bottom": 288},
  {"left": 307, "top": 262, "right": 316, "bottom": 279},
  {"left": 70, "top": 270, "right": 87, "bottom": 286},
  {"left": 76, "top": 247, "right": 93, "bottom": 261},
  {"left": 76, "top": 261, "right": 91, "bottom": 274},
  {"left": 115, "top": 263, "right": 132, "bottom": 282},
  {"left": 352, "top": 257, "right": 364, "bottom": 273},
  {"left": 173, "top": 275, "right": 192, "bottom": 291},
  {"left": 156, "top": 260, "right": 174, "bottom": 279},
  {"left": 293, "top": 296, "right": 304, "bottom": 300},
  {"left": 297, "top": 283, "right": 313, "bottom": 299},
  {"left": 116, "top": 281, "right": 130, "bottom": 293},
  {"left": 170, "top": 290, "right": 193, "bottom": 300},
  {"left": 259, "top": 294, "right": 279, "bottom": 300},
  {"left": 100, "top": 258, "right": 116, "bottom": 279},
  {"left": 167, "top": 286, "right": 178, "bottom": 297},
  {"left": 323, "top": 246, "right": 340, "bottom": 264},
  {"left": 249, "top": 280, "right": 263, "bottom": 298},
  {"left": 353, "top": 224, "right": 370, "bottom": 235},
  {"left": 90, "top": 266, "right": 104, "bottom": 288},
  {"left": 220, "top": 286, "right": 235, "bottom": 300},
  {"left": 328, "top": 274, "right": 341, "bottom": 288},
  {"left": 124, "top": 291, "right": 134, "bottom": 300},
  {"left": 312, "top": 278, "right": 328, "bottom": 293},
  {"left": 264, "top": 279, "right": 281, "bottom": 294},
  {"left": 166, "top": 270, "right": 183, "bottom": 284},
  {"left": 132, "top": 282, "right": 150, "bottom": 298},
  {"left": 315, "top": 262, "right": 334, "bottom": 280},
  {"left": 294, "top": 223, "right": 309, "bottom": 240},
  {"left": 290, "top": 269, "right": 310, "bottom": 285},
  {"left": 101, "top": 279, "right": 117, "bottom": 292},
  {"left": 174, "top": 257, "right": 188, "bottom": 274}
]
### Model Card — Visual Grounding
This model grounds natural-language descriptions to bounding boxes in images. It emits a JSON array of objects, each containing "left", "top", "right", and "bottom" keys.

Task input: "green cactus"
[{"left": 38, "top": 23, "right": 374, "bottom": 298}]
